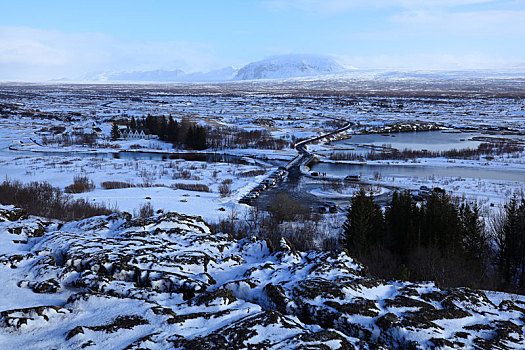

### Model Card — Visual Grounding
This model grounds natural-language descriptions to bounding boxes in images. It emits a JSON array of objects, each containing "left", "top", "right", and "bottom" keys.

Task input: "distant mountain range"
[
  {"left": 85, "top": 66, "right": 238, "bottom": 83},
  {"left": 77, "top": 54, "right": 525, "bottom": 83},
  {"left": 81, "top": 54, "right": 354, "bottom": 82}
]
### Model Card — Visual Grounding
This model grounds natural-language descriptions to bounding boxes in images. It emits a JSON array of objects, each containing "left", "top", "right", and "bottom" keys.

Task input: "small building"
[
  {"left": 121, "top": 128, "right": 152, "bottom": 140},
  {"left": 92, "top": 127, "right": 103, "bottom": 136}
]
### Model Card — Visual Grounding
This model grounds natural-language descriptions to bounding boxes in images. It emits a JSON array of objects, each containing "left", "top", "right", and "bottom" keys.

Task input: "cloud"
[
  {"left": 345, "top": 53, "right": 518, "bottom": 70},
  {"left": 261, "top": 0, "right": 525, "bottom": 38},
  {"left": 391, "top": 9, "right": 525, "bottom": 36},
  {"left": 0, "top": 26, "right": 225, "bottom": 81},
  {"left": 262, "top": 0, "right": 498, "bottom": 14}
]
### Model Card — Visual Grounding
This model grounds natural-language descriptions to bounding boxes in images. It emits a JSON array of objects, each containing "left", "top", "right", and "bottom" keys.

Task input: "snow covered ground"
[
  {"left": 1, "top": 207, "right": 524, "bottom": 349},
  {"left": 0, "top": 81, "right": 524, "bottom": 348},
  {"left": 0, "top": 82, "right": 523, "bottom": 232}
]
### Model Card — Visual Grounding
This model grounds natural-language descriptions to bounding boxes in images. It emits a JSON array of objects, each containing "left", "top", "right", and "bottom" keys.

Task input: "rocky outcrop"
[{"left": 0, "top": 207, "right": 524, "bottom": 349}]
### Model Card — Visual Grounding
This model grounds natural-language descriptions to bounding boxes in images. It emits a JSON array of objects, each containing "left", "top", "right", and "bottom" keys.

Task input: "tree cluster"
[
  {"left": 343, "top": 189, "right": 492, "bottom": 289},
  {"left": 129, "top": 115, "right": 207, "bottom": 150},
  {"left": 125, "top": 115, "right": 291, "bottom": 151},
  {"left": 207, "top": 126, "right": 291, "bottom": 150}
]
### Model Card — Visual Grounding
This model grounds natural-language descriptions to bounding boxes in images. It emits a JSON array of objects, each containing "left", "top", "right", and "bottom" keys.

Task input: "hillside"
[{"left": 0, "top": 206, "right": 524, "bottom": 349}]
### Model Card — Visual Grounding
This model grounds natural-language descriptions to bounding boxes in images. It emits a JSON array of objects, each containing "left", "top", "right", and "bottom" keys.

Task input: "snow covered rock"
[{"left": 0, "top": 207, "right": 524, "bottom": 349}]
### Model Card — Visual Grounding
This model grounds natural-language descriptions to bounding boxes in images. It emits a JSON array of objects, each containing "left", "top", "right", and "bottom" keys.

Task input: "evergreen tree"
[
  {"left": 130, "top": 116, "right": 137, "bottom": 130},
  {"left": 421, "top": 193, "right": 461, "bottom": 254},
  {"left": 159, "top": 116, "right": 168, "bottom": 141},
  {"left": 194, "top": 126, "right": 207, "bottom": 150},
  {"left": 496, "top": 197, "right": 525, "bottom": 286},
  {"left": 110, "top": 122, "right": 120, "bottom": 141},
  {"left": 459, "top": 203, "right": 490, "bottom": 283},
  {"left": 168, "top": 117, "right": 179, "bottom": 144},
  {"left": 185, "top": 125, "right": 195, "bottom": 149},
  {"left": 145, "top": 114, "right": 158, "bottom": 135},
  {"left": 343, "top": 188, "right": 384, "bottom": 256},
  {"left": 385, "top": 191, "right": 421, "bottom": 260},
  {"left": 459, "top": 203, "right": 489, "bottom": 262}
]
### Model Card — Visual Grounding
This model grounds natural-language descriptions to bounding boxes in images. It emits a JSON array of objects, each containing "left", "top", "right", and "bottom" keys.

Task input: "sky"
[{"left": 1, "top": 0, "right": 524, "bottom": 80}]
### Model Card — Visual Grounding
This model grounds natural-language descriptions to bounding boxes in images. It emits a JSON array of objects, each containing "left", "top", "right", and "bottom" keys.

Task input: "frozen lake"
[{"left": 331, "top": 130, "right": 525, "bottom": 154}]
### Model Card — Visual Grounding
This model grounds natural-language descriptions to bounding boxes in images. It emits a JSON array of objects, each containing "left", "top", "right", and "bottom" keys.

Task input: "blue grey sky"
[{"left": 1, "top": 0, "right": 524, "bottom": 80}]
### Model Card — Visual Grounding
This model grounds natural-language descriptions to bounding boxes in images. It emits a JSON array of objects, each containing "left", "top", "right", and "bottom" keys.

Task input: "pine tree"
[
  {"left": 194, "top": 126, "right": 207, "bottom": 150},
  {"left": 421, "top": 193, "right": 461, "bottom": 255},
  {"left": 459, "top": 203, "right": 490, "bottom": 283},
  {"left": 159, "top": 116, "right": 168, "bottom": 141},
  {"left": 110, "top": 122, "right": 120, "bottom": 141},
  {"left": 168, "top": 117, "right": 179, "bottom": 144},
  {"left": 460, "top": 203, "right": 488, "bottom": 262},
  {"left": 130, "top": 116, "right": 137, "bottom": 130},
  {"left": 385, "top": 191, "right": 420, "bottom": 260},
  {"left": 185, "top": 125, "right": 195, "bottom": 149},
  {"left": 496, "top": 197, "right": 525, "bottom": 286},
  {"left": 343, "top": 188, "right": 384, "bottom": 256}
]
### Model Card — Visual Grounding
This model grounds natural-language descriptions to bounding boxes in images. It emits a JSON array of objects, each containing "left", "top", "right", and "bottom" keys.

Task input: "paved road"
[
  {"left": 251, "top": 121, "right": 413, "bottom": 211},
  {"left": 252, "top": 121, "right": 356, "bottom": 211},
  {"left": 294, "top": 122, "right": 354, "bottom": 157}
]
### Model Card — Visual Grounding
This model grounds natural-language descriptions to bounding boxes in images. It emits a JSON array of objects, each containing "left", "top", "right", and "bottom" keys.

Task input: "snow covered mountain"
[
  {"left": 182, "top": 66, "right": 238, "bottom": 82},
  {"left": 234, "top": 54, "right": 350, "bottom": 80},
  {"left": 83, "top": 67, "right": 238, "bottom": 83},
  {"left": 84, "top": 69, "right": 184, "bottom": 82},
  {"left": 80, "top": 54, "right": 351, "bottom": 82}
]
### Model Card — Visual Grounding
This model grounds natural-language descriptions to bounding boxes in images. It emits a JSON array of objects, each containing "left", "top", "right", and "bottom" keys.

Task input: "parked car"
[
  {"left": 325, "top": 202, "right": 338, "bottom": 213},
  {"left": 239, "top": 197, "right": 252, "bottom": 204},
  {"left": 262, "top": 178, "right": 276, "bottom": 186}
]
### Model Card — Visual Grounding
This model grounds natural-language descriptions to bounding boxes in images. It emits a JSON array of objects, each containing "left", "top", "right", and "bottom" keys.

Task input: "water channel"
[
  {"left": 313, "top": 130, "right": 525, "bottom": 182},
  {"left": 1, "top": 148, "right": 270, "bottom": 166}
]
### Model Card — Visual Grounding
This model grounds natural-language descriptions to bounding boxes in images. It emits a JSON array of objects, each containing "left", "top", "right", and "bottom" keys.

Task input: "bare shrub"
[
  {"left": 171, "top": 183, "right": 211, "bottom": 192},
  {"left": 101, "top": 181, "right": 134, "bottom": 189},
  {"left": 0, "top": 179, "right": 114, "bottom": 221},
  {"left": 173, "top": 169, "right": 192, "bottom": 180},
  {"left": 210, "top": 207, "right": 250, "bottom": 240},
  {"left": 136, "top": 202, "right": 154, "bottom": 218},
  {"left": 322, "top": 237, "right": 341, "bottom": 252},
  {"left": 279, "top": 222, "right": 317, "bottom": 251},
  {"left": 358, "top": 247, "right": 400, "bottom": 280},
  {"left": 218, "top": 181, "right": 232, "bottom": 197},
  {"left": 238, "top": 169, "right": 266, "bottom": 177},
  {"left": 65, "top": 175, "right": 95, "bottom": 193}
]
